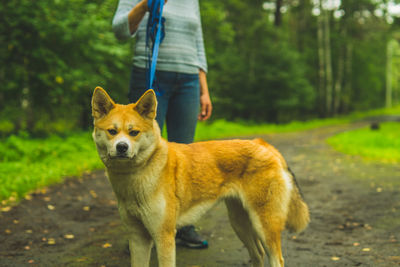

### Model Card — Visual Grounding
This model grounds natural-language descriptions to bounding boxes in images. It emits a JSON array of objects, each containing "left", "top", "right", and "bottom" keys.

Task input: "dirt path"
[{"left": 1, "top": 123, "right": 399, "bottom": 267}]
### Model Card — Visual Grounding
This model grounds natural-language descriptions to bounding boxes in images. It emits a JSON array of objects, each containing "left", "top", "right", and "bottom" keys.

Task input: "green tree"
[{"left": 0, "top": 0, "right": 131, "bottom": 135}]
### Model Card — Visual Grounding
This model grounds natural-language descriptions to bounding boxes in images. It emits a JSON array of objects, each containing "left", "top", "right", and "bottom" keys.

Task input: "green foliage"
[
  {"left": 0, "top": 0, "right": 131, "bottom": 136},
  {"left": 0, "top": 132, "right": 102, "bottom": 201},
  {"left": 1, "top": 0, "right": 400, "bottom": 136},
  {"left": 327, "top": 122, "right": 400, "bottom": 163},
  {"left": 0, "top": 120, "right": 14, "bottom": 137},
  {"left": 201, "top": 0, "right": 315, "bottom": 122}
]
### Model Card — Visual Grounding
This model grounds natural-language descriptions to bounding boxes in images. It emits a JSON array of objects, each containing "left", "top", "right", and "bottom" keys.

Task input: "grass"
[
  {"left": 195, "top": 105, "right": 400, "bottom": 140},
  {"left": 0, "top": 132, "right": 103, "bottom": 203},
  {"left": 195, "top": 118, "right": 346, "bottom": 140},
  {"left": 0, "top": 104, "right": 399, "bottom": 204},
  {"left": 327, "top": 121, "right": 400, "bottom": 163}
]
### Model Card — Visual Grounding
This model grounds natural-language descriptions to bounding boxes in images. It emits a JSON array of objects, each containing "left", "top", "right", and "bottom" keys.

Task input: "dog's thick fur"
[{"left": 91, "top": 87, "right": 309, "bottom": 267}]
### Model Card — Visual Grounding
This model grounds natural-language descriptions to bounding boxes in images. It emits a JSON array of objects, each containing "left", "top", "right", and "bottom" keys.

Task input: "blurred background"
[
  {"left": 1, "top": 3, "right": 400, "bottom": 265},
  {"left": 1, "top": 0, "right": 400, "bottom": 136},
  {"left": 1, "top": 0, "right": 400, "bottom": 203}
]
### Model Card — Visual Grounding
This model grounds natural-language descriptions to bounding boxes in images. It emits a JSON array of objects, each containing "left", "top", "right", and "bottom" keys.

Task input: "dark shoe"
[{"left": 176, "top": 225, "right": 208, "bottom": 249}]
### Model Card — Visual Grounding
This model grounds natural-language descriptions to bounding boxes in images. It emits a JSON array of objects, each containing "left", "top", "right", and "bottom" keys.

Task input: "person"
[{"left": 112, "top": 0, "right": 212, "bottom": 249}]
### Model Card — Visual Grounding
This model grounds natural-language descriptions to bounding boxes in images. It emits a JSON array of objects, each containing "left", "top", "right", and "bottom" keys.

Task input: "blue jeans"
[{"left": 129, "top": 67, "right": 200, "bottom": 144}]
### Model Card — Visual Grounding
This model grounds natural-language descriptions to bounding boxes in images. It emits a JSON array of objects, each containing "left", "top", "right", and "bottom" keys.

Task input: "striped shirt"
[{"left": 112, "top": 0, "right": 207, "bottom": 74}]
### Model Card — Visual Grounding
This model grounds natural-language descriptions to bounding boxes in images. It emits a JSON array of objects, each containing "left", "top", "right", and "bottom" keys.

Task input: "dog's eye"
[
  {"left": 129, "top": 130, "right": 140, "bottom": 137},
  {"left": 108, "top": 129, "right": 118, "bottom": 135}
]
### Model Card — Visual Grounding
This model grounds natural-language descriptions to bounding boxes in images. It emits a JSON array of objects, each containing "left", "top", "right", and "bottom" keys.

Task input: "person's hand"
[
  {"left": 198, "top": 69, "right": 212, "bottom": 121},
  {"left": 144, "top": 0, "right": 168, "bottom": 11},
  {"left": 141, "top": 0, "right": 149, "bottom": 11},
  {"left": 199, "top": 92, "right": 212, "bottom": 121}
]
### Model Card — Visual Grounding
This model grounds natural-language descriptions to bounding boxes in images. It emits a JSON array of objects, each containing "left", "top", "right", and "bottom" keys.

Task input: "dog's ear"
[
  {"left": 92, "top": 87, "right": 115, "bottom": 120},
  {"left": 134, "top": 89, "right": 157, "bottom": 120}
]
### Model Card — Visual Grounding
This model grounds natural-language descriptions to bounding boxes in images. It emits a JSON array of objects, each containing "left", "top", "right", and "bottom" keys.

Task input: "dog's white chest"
[{"left": 119, "top": 190, "right": 167, "bottom": 232}]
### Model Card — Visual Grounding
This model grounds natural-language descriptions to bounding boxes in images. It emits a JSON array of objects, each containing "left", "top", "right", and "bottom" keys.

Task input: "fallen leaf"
[
  {"left": 42, "top": 237, "right": 47, "bottom": 242},
  {"left": 353, "top": 242, "right": 360, "bottom": 246},
  {"left": 28, "top": 259, "right": 34, "bottom": 264},
  {"left": 90, "top": 190, "right": 98, "bottom": 198},
  {"left": 362, "top": 248, "right": 371, "bottom": 252},
  {"left": 83, "top": 206, "right": 90, "bottom": 211},
  {"left": 47, "top": 238, "right": 56, "bottom": 245},
  {"left": 47, "top": 204, "right": 55, "bottom": 210},
  {"left": 5, "top": 229, "right": 12, "bottom": 234},
  {"left": 1, "top": 206, "right": 11, "bottom": 212},
  {"left": 13, "top": 219, "right": 19, "bottom": 224},
  {"left": 25, "top": 195, "right": 32, "bottom": 201},
  {"left": 292, "top": 235, "right": 297, "bottom": 240},
  {"left": 24, "top": 246, "right": 31, "bottom": 250},
  {"left": 64, "top": 234, "right": 75, "bottom": 239},
  {"left": 376, "top": 187, "right": 383, "bottom": 193},
  {"left": 8, "top": 195, "right": 16, "bottom": 202},
  {"left": 76, "top": 257, "right": 89, "bottom": 262},
  {"left": 43, "top": 197, "right": 51, "bottom": 202},
  {"left": 364, "top": 224, "right": 372, "bottom": 230},
  {"left": 331, "top": 256, "right": 340, "bottom": 261},
  {"left": 25, "top": 229, "right": 33, "bottom": 234},
  {"left": 102, "top": 243, "right": 112, "bottom": 248}
]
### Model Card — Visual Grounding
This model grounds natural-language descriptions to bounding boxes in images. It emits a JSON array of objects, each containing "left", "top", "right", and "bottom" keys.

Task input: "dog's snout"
[{"left": 116, "top": 142, "right": 129, "bottom": 154}]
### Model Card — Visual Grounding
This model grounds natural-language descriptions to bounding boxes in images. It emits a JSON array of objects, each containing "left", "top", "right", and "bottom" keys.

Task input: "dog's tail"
[
  {"left": 285, "top": 168, "right": 310, "bottom": 233},
  {"left": 252, "top": 138, "right": 310, "bottom": 232}
]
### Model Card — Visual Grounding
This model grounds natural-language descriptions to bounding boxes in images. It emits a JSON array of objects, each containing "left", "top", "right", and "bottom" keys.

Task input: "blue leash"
[{"left": 146, "top": 0, "right": 165, "bottom": 95}]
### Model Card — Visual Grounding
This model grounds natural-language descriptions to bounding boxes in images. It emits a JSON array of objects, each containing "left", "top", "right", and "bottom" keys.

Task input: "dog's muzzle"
[{"left": 116, "top": 142, "right": 129, "bottom": 158}]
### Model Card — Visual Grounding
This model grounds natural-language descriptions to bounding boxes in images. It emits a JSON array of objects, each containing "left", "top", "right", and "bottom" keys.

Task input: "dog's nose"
[{"left": 116, "top": 142, "right": 129, "bottom": 154}]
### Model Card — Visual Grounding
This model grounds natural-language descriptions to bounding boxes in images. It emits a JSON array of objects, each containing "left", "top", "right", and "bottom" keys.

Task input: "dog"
[{"left": 91, "top": 87, "right": 309, "bottom": 267}]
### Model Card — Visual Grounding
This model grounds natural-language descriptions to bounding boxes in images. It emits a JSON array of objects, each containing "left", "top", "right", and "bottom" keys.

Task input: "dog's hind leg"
[
  {"left": 256, "top": 209, "right": 285, "bottom": 267},
  {"left": 225, "top": 198, "right": 266, "bottom": 267}
]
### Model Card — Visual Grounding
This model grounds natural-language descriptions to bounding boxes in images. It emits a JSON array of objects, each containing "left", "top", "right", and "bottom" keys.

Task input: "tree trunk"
[
  {"left": 386, "top": 39, "right": 395, "bottom": 108},
  {"left": 342, "top": 41, "right": 353, "bottom": 113},
  {"left": 317, "top": 1, "right": 326, "bottom": 116},
  {"left": 334, "top": 30, "right": 345, "bottom": 115},
  {"left": 323, "top": 7, "right": 333, "bottom": 115},
  {"left": 274, "top": 0, "right": 283, "bottom": 27}
]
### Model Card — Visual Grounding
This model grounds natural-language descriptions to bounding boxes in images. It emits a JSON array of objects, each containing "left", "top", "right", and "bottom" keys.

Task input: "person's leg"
[
  {"left": 129, "top": 66, "right": 172, "bottom": 130},
  {"left": 128, "top": 66, "right": 147, "bottom": 102},
  {"left": 166, "top": 73, "right": 208, "bottom": 249},
  {"left": 165, "top": 72, "right": 200, "bottom": 144}
]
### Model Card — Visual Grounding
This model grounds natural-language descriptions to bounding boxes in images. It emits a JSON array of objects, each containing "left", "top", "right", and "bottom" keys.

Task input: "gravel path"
[{"left": 1, "top": 123, "right": 399, "bottom": 266}]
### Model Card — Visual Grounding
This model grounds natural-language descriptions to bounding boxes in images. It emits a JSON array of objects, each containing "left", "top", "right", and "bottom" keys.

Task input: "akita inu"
[{"left": 91, "top": 87, "right": 309, "bottom": 267}]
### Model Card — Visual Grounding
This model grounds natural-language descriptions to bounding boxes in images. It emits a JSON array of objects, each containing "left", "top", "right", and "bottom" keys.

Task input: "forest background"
[{"left": 1, "top": 0, "right": 400, "bottom": 135}]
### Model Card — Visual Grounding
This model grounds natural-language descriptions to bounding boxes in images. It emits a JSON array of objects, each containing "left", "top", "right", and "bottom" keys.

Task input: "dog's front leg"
[
  {"left": 154, "top": 230, "right": 176, "bottom": 267},
  {"left": 128, "top": 227, "right": 153, "bottom": 267}
]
